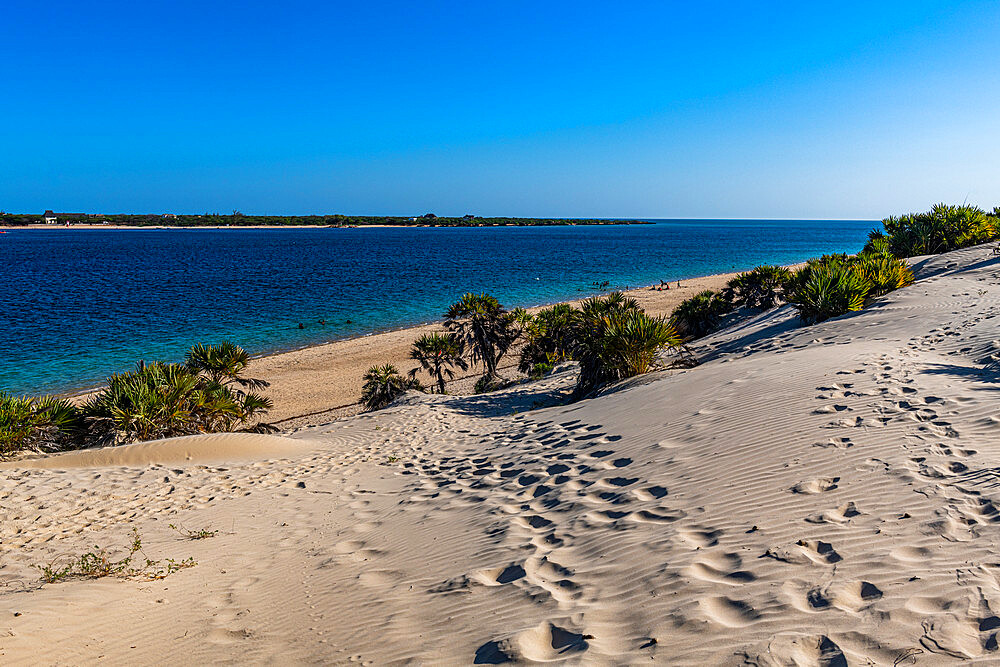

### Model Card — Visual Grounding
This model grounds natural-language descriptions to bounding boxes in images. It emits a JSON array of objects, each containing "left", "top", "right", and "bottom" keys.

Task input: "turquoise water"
[{"left": 0, "top": 220, "right": 873, "bottom": 395}]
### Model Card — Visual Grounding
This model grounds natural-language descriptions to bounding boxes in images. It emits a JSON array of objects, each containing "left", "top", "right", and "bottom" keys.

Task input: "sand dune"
[
  {"left": 4, "top": 245, "right": 1000, "bottom": 663},
  {"left": 1, "top": 433, "right": 313, "bottom": 470}
]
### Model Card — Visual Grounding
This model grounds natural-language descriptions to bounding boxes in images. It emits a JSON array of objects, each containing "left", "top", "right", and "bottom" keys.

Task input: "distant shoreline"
[
  {"left": 0, "top": 222, "right": 652, "bottom": 230},
  {"left": 1, "top": 217, "right": 653, "bottom": 230}
]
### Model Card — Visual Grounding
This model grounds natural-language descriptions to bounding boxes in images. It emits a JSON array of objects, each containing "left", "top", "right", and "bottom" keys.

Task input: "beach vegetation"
[
  {"left": 37, "top": 527, "right": 196, "bottom": 584},
  {"left": 185, "top": 341, "right": 270, "bottom": 391},
  {"left": 855, "top": 252, "right": 914, "bottom": 297},
  {"left": 518, "top": 304, "right": 580, "bottom": 374},
  {"left": 574, "top": 294, "right": 681, "bottom": 396},
  {"left": 528, "top": 362, "right": 556, "bottom": 379},
  {"left": 169, "top": 524, "right": 219, "bottom": 540},
  {"left": 83, "top": 356, "right": 273, "bottom": 445},
  {"left": 723, "top": 265, "right": 793, "bottom": 310},
  {"left": 408, "top": 333, "right": 468, "bottom": 394},
  {"left": 361, "top": 364, "right": 421, "bottom": 410},
  {"left": 445, "top": 293, "right": 522, "bottom": 388},
  {"left": 876, "top": 203, "right": 997, "bottom": 257},
  {"left": 670, "top": 290, "right": 733, "bottom": 340},
  {"left": 0, "top": 393, "right": 82, "bottom": 456},
  {"left": 787, "top": 262, "right": 871, "bottom": 324}
]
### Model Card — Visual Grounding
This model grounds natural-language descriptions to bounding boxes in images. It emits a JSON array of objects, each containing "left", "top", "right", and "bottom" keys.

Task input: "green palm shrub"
[
  {"left": 670, "top": 290, "right": 732, "bottom": 339},
  {"left": 723, "top": 265, "right": 793, "bottom": 310},
  {"left": 185, "top": 341, "right": 270, "bottom": 391},
  {"left": 445, "top": 293, "right": 520, "bottom": 388},
  {"left": 0, "top": 393, "right": 81, "bottom": 456},
  {"left": 862, "top": 231, "right": 891, "bottom": 257},
  {"left": 855, "top": 253, "right": 914, "bottom": 297},
  {"left": 83, "top": 340, "right": 273, "bottom": 445},
  {"left": 880, "top": 204, "right": 997, "bottom": 257},
  {"left": 518, "top": 304, "right": 580, "bottom": 373},
  {"left": 361, "top": 364, "right": 421, "bottom": 410},
  {"left": 579, "top": 291, "right": 640, "bottom": 317},
  {"left": 408, "top": 333, "right": 467, "bottom": 394},
  {"left": 787, "top": 264, "right": 872, "bottom": 324},
  {"left": 83, "top": 361, "right": 269, "bottom": 444},
  {"left": 574, "top": 300, "right": 680, "bottom": 396}
]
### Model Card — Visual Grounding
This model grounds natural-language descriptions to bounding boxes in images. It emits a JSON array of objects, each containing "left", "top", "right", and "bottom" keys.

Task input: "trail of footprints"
[{"left": 378, "top": 417, "right": 702, "bottom": 660}]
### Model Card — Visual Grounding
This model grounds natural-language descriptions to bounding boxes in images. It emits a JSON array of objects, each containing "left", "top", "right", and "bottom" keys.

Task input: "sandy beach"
[
  {"left": 61, "top": 269, "right": 748, "bottom": 428},
  {"left": 2, "top": 244, "right": 1000, "bottom": 663},
  {"left": 198, "top": 270, "right": 750, "bottom": 427}
]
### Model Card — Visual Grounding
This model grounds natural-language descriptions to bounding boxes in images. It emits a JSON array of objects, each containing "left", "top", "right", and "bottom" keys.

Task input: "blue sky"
[{"left": 2, "top": 1, "right": 999, "bottom": 218}]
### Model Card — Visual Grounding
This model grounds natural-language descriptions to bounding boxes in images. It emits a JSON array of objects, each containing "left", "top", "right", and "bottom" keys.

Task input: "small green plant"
[
  {"left": 474, "top": 375, "right": 505, "bottom": 394},
  {"left": 36, "top": 527, "right": 196, "bottom": 584},
  {"left": 361, "top": 364, "right": 421, "bottom": 410},
  {"left": 529, "top": 362, "right": 555, "bottom": 379},
  {"left": 854, "top": 252, "right": 914, "bottom": 297},
  {"left": 518, "top": 304, "right": 579, "bottom": 374},
  {"left": 169, "top": 524, "right": 219, "bottom": 540}
]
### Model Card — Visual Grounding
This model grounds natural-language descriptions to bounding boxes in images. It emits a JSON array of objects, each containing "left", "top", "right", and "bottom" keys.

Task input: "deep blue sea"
[{"left": 0, "top": 220, "right": 874, "bottom": 395}]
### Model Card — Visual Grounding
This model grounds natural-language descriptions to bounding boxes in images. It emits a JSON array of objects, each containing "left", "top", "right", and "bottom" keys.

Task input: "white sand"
[{"left": 3, "top": 245, "right": 1000, "bottom": 663}]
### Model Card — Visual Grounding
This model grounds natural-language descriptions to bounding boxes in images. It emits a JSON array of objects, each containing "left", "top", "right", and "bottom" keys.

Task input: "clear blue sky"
[{"left": 2, "top": 1, "right": 999, "bottom": 218}]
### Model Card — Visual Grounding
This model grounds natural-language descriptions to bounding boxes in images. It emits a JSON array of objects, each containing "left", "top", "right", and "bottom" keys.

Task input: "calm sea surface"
[{"left": 0, "top": 220, "right": 874, "bottom": 395}]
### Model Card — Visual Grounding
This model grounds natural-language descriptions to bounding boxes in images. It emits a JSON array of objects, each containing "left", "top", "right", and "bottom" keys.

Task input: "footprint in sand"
[
  {"left": 813, "top": 404, "right": 852, "bottom": 414},
  {"left": 891, "top": 545, "right": 932, "bottom": 563},
  {"left": 678, "top": 526, "right": 722, "bottom": 548},
  {"left": 764, "top": 540, "right": 842, "bottom": 565},
  {"left": 628, "top": 507, "right": 685, "bottom": 523},
  {"left": 334, "top": 539, "right": 366, "bottom": 554},
  {"left": 763, "top": 634, "right": 846, "bottom": 666},
  {"left": 683, "top": 552, "right": 756, "bottom": 585},
  {"left": 698, "top": 596, "right": 760, "bottom": 627},
  {"left": 631, "top": 485, "right": 668, "bottom": 501},
  {"left": 805, "top": 501, "right": 861, "bottom": 524},
  {"left": 790, "top": 477, "right": 839, "bottom": 494},
  {"left": 784, "top": 580, "right": 882, "bottom": 613},
  {"left": 473, "top": 563, "right": 526, "bottom": 586},
  {"left": 358, "top": 570, "right": 406, "bottom": 587},
  {"left": 813, "top": 436, "right": 853, "bottom": 449}
]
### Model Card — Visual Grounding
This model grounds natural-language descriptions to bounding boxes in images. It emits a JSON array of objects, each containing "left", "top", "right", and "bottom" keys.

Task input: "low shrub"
[
  {"left": 878, "top": 203, "right": 998, "bottom": 257},
  {"left": 37, "top": 527, "right": 196, "bottom": 584},
  {"left": 787, "top": 263, "right": 871, "bottom": 324},
  {"left": 361, "top": 364, "right": 420, "bottom": 410},
  {"left": 855, "top": 252, "right": 914, "bottom": 297},
  {"left": 575, "top": 296, "right": 680, "bottom": 396},
  {"left": 83, "top": 360, "right": 271, "bottom": 445},
  {"left": 670, "top": 290, "right": 732, "bottom": 339},
  {"left": 528, "top": 362, "right": 555, "bottom": 379},
  {"left": 723, "top": 265, "right": 793, "bottom": 310},
  {"left": 518, "top": 304, "right": 580, "bottom": 373},
  {"left": 0, "top": 393, "right": 81, "bottom": 456}
]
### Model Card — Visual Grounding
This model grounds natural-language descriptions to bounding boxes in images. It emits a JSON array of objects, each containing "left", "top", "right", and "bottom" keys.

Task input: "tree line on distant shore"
[
  {"left": 3, "top": 202, "right": 999, "bottom": 457},
  {"left": 0, "top": 212, "right": 643, "bottom": 228}
]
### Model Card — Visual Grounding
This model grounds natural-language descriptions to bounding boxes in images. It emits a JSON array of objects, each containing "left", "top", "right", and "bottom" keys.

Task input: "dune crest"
[{"left": 2, "top": 433, "right": 311, "bottom": 469}]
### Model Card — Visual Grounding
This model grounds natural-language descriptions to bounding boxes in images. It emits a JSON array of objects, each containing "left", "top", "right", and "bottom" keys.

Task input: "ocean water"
[{"left": 0, "top": 220, "right": 874, "bottom": 395}]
